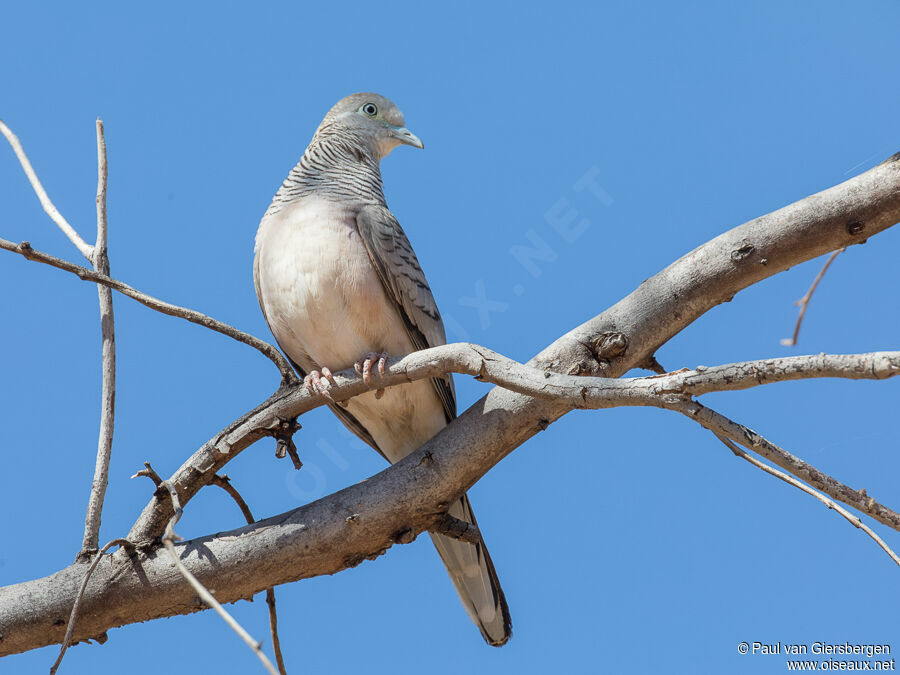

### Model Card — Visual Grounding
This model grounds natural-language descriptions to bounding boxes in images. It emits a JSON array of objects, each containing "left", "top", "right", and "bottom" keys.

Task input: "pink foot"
[
  {"left": 354, "top": 352, "right": 388, "bottom": 399},
  {"left": 303, "top": 367, "right": 337, "bottom": 402}
]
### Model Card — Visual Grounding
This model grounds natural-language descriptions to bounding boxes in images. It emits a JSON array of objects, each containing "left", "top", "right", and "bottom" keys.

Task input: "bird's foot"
[
  {"left": 303, "top": 368, "right": 337, "bottom": 403},
  {"left": 354, "top": 352, "right": 388, "bottom": 399}
]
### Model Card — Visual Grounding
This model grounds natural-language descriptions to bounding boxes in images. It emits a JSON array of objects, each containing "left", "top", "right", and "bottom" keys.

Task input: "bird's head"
[{"left": 320, "top": 92, "right": 424, "bottom": 159}]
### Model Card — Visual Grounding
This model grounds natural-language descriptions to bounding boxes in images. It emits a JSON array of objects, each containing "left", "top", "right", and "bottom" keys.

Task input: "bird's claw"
[
  {"left": 304, "top": 368, "right": 337, "bottom": 402},
  {"left": 354, "top": 351, "right": 388, "bottom": 398}
]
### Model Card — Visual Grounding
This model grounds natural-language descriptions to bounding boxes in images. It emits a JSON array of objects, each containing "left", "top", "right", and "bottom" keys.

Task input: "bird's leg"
[
  {"left": 354, "top": 352, "right": 389, "bottom": 399},
  {"left": 303, "top": 367, "right": 337, "bottom": 402}
]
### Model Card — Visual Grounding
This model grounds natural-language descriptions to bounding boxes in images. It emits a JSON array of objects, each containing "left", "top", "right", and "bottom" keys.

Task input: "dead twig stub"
[{"left": 781, "top": 247, "right": 845, "bottom": 347}]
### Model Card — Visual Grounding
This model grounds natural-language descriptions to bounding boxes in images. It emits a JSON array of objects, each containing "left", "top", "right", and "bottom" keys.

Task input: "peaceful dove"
[{"left": 253, "top": 93, "right": 511, "bottom": 646}]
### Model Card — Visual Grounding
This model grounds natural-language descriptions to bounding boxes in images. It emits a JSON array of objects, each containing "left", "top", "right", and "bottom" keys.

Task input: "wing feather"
[{"left": 355, "top": 204, "right": 456, "bottom": 423}]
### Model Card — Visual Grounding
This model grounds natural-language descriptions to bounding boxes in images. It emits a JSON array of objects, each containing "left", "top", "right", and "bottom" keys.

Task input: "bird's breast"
[
  {"left": 254, "top": 196, "right": 446, "bottom": 460},
  {"left": 255, "top": 197, "right": 410, "bottom": 371}
]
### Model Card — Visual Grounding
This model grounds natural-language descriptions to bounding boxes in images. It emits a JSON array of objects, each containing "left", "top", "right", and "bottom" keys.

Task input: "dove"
[{"left": 253, "top": 93, "right": 511, "bottom": 646}]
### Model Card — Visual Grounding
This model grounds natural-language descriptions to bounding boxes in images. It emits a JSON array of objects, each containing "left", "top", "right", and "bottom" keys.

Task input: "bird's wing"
[
  {"left": 254, "top": 248, "right": 384, "bottom": 456},
  {"left": 355, "top": 204, "right": 456, "bottom": 423}
]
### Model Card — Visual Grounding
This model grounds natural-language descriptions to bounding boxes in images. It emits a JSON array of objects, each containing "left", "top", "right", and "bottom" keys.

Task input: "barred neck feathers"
[{"left": 267, "top": 124, "right": 385, "bottom": 215}]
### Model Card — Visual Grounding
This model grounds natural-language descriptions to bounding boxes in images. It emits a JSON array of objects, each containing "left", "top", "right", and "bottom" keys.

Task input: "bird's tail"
[{"left": 429, "top": 494, "right": 512, "bottom": 646}]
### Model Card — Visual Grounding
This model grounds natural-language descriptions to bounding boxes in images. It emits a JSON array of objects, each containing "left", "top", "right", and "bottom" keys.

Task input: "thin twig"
[
  {"left": 80, "top": 119, "right": 117, "bottom": 559},
  {"left": 211, "top": 475, "right": 287, "bottom": 675},
  {"left": 669, "top": 399, "right": 900, "bottom": 534},
  {"left": 49, "top": 538, "right": 131, "bottom": 674},
  {"left": 130, "top": 461, "right": 163, "bottom": 487},
  {"left": 94, "top": 119, "right": 109, "bottom": 261},
  {"left": 711, "top": 433, "right": 900, "bottom": 567},
  {"left": 0, "top": 118, "right": 118, "bottom": 558},
  {"left": 0, "top": 238, "right": 297, "bottom": 384},
  {"left": 0, "top": 119, "right": 94, "bottom": 259},
  {"left": 211, "top": 474, "right": 257, "bottom": 523},
  {"left": 272, "top": 417, "right": 302, "bottom": 469},
  {"left": 159, "top": 478, "right": 279, "bottom": 675},
  {"left": 781, "top": 247, "right": 845, "bottom": 346},
  {"left": 264, "top": 590, "right": 286, "bottom": 675}
]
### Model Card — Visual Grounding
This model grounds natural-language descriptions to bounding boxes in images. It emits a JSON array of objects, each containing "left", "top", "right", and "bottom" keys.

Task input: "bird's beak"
[{"left": 391, "top": 126, "right": 424, "bottom": 149}]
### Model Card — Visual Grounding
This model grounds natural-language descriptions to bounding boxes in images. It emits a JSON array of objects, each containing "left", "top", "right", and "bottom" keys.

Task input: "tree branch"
[
  {"left": 0, "top": 119, "right": 94, "bottom": 259},
  {"left": 125, "top": 346, "right": 900, "bottom": 544},
  {"left": 710, "top": 433, "right": 900, "bottom": 567},
  {"left": 157, "top": 476, "right": 279, "bottom": 675},
  {"left": 668, "top": 399, "right": 900, "bottom": 533},
  {"left": 211, "top": 475, "right": 288, "bottom": 675},
  {"left": 0, "top": 237, "right": 297, "bottom": 384},
  {"left": 781, "top": 247, "right": 845, "bottom": 346},
  {"left": 79, "top": 119, "right": 117, "bottom": 558}
]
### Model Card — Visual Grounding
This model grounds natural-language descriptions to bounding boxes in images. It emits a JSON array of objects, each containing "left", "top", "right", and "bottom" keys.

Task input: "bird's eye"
[{"left": 361, "top": 103, "right": 378, "bottom": 117}]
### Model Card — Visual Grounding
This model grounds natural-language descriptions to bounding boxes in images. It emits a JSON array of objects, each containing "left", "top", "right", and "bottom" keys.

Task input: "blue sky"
[{"left": 2, "top": 2, "right": 899, "bottom": 673}]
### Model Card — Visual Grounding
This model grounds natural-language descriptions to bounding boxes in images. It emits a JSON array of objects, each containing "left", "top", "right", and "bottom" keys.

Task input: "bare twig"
[
  {"left": 0, "top": 118, "right": 118, "bottom": 558},
  {"left": 272, "top": 417, "right": 302, "bottom": 469},
  {"left": 264, "top": 590, "right": 286, "bottom": 675},
  {"left": 212, "top": 475, "right": 287, "bottom": 675},
  {"left": 130, "top": 461, "right": 163, "bottom": 487},
  {"left": 159, "top": 479, "right": 279, "bottom": 675},
  {"left": 669, "top": 399, "right": 900, "bottom": 533},
  {"left": 0, "top": 238, "right": 297, "bottom": 384},
  {"left": 711, "top": 433, "right": 900, "bottom": 567},
  {"left": 0, "top": 119, "right": 94, "bottom": 259},
  {"left": 49, "top": 538, "right": 131, "bottom": 674},
  {"left": 79, "top": 119, "right": 117, "bottom": 559},
  {"left": 94, "top": 119, "right": 109, "bottom": 261},
  {"left": 211, "top": 474, "right": 257, "bottom": 523},
  {"left": 781, "top": 247, "right": 845, "bottom": 346}
]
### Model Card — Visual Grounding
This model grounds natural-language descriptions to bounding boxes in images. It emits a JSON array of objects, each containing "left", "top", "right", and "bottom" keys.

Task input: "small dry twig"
[
  {"left": 781, "top": 247, "right": 845, "bottom": 346},
  {"left": 212, "top": 474, "right": 287, "bottom": 675},
  {"left": 80, "top": 119, "right": 117, "bottom": 558},
  {"left": 669, "top": 399, "right": 900, "bottom": 533},
  {"left": 0, "top": 237, "right": 297, "bottom": 384},
  {"left": 271, "top": 417, "right": 302, "bottom": 469},
  {"left": 130, "top": 461, "right": 164, "bottom": 487},
  {"left": 711, "top": 433, "right": 900, "bottom": 567},
  {"left": 50, "top": 538, "right": 131, "bottom": 674},
  {"left": 1, "top": 118, "right": 119, "bottom": 559},
  {"left": 668, "top": 400, "right": 900, "bottom": 568},
  {"left": 158, "top": 474, "right": 279, "bottom": 675},
  {"left": 0, "top": 119, "right": 93, "bottom": 258}
]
